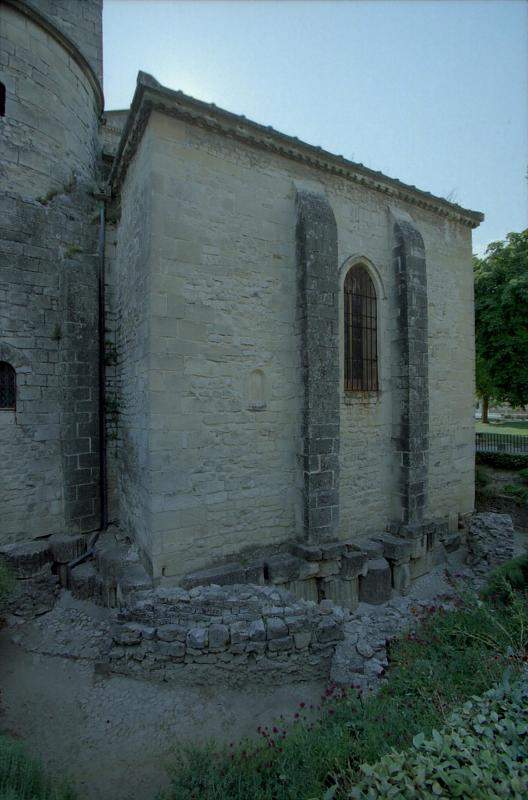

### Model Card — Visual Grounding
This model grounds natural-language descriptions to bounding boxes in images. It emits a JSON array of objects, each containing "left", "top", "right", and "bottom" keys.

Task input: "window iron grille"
[
  {"left": 344, "top": 265, "right": 378, "bottom": 392},
  {"left": 0, "top": 362, "right": 16, "bottom": 409}
]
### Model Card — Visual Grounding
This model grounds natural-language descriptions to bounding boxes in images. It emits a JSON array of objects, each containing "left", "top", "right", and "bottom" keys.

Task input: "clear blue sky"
[{"left": 103, "top": 0, "right": 528, "bottom": 254}]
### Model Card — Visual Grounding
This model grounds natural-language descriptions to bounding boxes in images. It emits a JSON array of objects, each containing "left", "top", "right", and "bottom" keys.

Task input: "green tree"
[{"left": 474, "top": 230, "right": 528, "bottom": 422}]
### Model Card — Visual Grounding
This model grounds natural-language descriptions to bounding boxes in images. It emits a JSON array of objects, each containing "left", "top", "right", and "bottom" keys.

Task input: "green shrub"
[
  {"left": 0, "top": 736, "right": 76, "bottom": 800},
  {"left": 481, "top": 554, "right": 528, "bottom": 604},
  {"left": 161, "top": 595, "right": 527, "bottom": 800},
  {"left": 343, "top": 673, "right": 528, "bottom": 799},
  {"left": 518, "top": 467, "right": 528, "bottom": 483},
  {"left": 476, "top": 452, "right": 528, "bottom": 469},
  {"left": 503, "top": 484, "right": 528, "bottom": 503}
]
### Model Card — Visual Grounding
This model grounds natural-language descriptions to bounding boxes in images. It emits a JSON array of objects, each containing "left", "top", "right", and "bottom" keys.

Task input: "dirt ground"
[
  {"left": 0, "top": 530, "right": 525, "bottom": 800},
  {"left": 0, "top": 626, "right": 326, "bottom": 800}
]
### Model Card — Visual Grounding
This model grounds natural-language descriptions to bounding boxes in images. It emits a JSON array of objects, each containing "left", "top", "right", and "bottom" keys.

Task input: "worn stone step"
[{"left": 0, "top": 539, "right": 51, "bottom": 578}]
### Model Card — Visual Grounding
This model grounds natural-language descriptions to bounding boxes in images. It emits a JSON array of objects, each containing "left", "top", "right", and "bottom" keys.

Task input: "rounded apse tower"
[{"left": 0, "top": 0, "right": 104, "bottom": 542}]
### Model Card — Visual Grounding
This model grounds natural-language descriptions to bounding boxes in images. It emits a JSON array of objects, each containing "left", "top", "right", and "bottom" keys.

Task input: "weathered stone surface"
[
  {"left": 158, "top": 641, "right": 186, "bottom": 659},
  {"left": 187, "top": 628, "right": 208, "bottom": 649},
  {"left": 374, "top": 535, "right": 412, "bottom": 563},
  {"left": 69, "top": 563, "right": 98, "bottom": 601},
  {"left": 268, "top": 636, "right": 293, "bottom": 652},
  {"left": 319, "top": 542, "right": 346, "bottom": 560},
  {"left": 359, "top": 540, "right": 384, "bottom": 559},
  {"left": 266, "top": 555, "right": 302, "bottom": 584},
  {"left": 208, "top": 624, "right": 230, "bottom": 650},
  {"left": 298, "top": 561, "right": 320, "bottom": 580},
  {"left": 445, "top": 532, "right": 462, "bottom": 553},
  {"left": 0, "top": 540, "right": 52, "bottom": 578},
  {"left": 316, "top": 617, "right": 343, "bottom": 643},
  {"left": 266, "top": 617, "right": 288, "bottom": 640},
  {"left": 317, "top": 560, "right": 340, "bottom": 578},
  {"left": 117, "top": 562, "right": 152, "bottom": 597},
  {"left": 181, "top": 563, "right": 246, "bottom": 589},
  {"left": 291, "top": 543, "right": 322, "bottom": 562},
  {"left": 294, "top": 631, "right": 312, "bottom": 649},
  {"left": 48, "top": 534, "right": 87, "bottom": 564},
  {"left": 296, "top": 189, "right": 340, "bottom": 544},
  {"left": 113, "top": 624, "right": 142, "bottom": 646},
  {"left": 230, "top": 621, "right": 250, "bottom": 644},
  {"left": 391, "top": 561, "right": 411, "bottom": 595},
  {"left": 410, "top": 553, "right": 431, "bottom": 580},
  {"left": 358, "top": 558, "right": 392, "bottom": 605},
  {"left": 391, "top": 209, "right": 429, "bottom": 526},
  {"left": 323, "top": 576, "right": 359, "bottom": 611},
  {"left": 248, "top": 619, "right": 266, "bottom": 642},
  {"left": 285, "top": 578, "right": 319, "bottom": 603},
  {"left": 157, "top": 624, "right": 187, "bottom": 642},
  {"left": 466, "top": 513, "right": 515, "bottom": 573},
  {"left": 340, "top": 551, "right": 367, "bottom": 579}
]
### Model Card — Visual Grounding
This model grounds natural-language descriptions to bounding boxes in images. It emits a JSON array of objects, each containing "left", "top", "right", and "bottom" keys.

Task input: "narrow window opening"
[
  {"left": 0, "top": 82, "right": 5, "bottom": 117},
  {"left": 344, "top": 265, "right": 378, "bottom": 392},
  {"left": 0, "top": 362, "right": 16, "bottom": 409}
]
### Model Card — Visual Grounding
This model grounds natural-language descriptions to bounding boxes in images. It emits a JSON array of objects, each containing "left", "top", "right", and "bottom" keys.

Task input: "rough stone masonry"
[{"left": 1, "top": 2, "right": 483, "bottom": 590}]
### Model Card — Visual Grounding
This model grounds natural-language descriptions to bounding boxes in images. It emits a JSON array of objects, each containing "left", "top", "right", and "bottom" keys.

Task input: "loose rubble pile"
[
  {"left": 108, "top": 584, "right": 345, "bottom": 686},
  {"left": 466, "top": 512, "right": 515, "bottom": 574}
]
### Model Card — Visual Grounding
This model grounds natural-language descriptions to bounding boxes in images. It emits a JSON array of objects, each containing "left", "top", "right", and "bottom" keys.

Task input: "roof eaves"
[{"left": 110, "top": 72, "right": 484, "bottom": 228}]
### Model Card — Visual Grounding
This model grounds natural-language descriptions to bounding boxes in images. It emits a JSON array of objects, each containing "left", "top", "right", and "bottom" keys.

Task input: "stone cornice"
[
  {"left": 2, "top": 0, "right": 104, "bottom": 116},
  {"left": 110, "top": 73, "right": 483, "bottom": 229}
]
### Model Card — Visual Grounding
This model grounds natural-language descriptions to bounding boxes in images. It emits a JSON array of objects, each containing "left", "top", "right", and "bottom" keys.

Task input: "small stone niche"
[{"left": 247, "top": 368, "right": 267, "bottom": 411}]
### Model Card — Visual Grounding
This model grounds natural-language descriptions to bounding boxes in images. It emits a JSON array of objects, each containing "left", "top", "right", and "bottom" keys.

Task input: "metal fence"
[{"left": 476, "top": 432, "right": 528, "bottom": 454}]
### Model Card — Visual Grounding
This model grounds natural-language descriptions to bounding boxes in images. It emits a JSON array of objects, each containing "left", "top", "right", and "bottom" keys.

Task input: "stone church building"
[{"left": 0, "top": 0, "right": 483, "bottom": 586}]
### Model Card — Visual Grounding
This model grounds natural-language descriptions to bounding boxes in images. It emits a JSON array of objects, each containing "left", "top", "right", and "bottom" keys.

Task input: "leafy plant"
[
  {"left": 503, "top": 484, "right": 528, "bottom": 505},
  {"left": 481, "top": 554, "right": 528, "bottom": 605},
  {"left": 64, "top": 244, "right": 82, "bottom": 259},
  {"left": 343, "top": 673, "right": 528, "bottom": 800},
  {"left": 518, "top": 468, "right": 528, "bottom": 483}
]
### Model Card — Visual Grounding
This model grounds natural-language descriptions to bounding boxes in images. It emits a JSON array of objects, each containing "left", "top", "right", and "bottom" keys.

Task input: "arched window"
[
  {"left": 0, "top": 362, "right": 16, "bottom": 409},
  {"left": 0, "top": 82, "right": 5, "bottom": 117},
  {"left": 344, "top": 265, "right": 378, "bottom": 391}
]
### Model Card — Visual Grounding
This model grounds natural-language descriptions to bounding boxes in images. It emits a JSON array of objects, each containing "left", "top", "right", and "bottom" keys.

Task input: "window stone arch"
[{"left": 343, "top": 262, "right": 379, "bottom": 392}]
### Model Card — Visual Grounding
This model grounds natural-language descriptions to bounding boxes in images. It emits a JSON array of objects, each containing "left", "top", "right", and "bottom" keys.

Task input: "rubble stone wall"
[{"left": 107, "top": 584, "right": 345, "bottom": 686}]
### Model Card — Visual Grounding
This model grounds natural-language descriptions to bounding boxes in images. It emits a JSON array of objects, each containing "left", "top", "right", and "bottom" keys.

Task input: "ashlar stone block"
[{"left": 358, "top": 558, "right": 392, "bottom": 605}]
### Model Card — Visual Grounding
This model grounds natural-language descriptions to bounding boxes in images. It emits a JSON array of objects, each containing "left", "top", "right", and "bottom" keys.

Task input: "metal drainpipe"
[
  {"left": 97, "top": 199, "right": 108, "bottom": 534},
  {"left": 68, "top": 198, "right": 108, "bottom": 572}
]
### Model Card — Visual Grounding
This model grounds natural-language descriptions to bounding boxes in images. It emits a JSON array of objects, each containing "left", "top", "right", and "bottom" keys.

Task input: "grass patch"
[
  {"left": 0, "top": 736, "right": 75, "bottom": 800},
  {"left": 476, "top": 420, "right": 528, "bottom": 436},
  {"left": 161, "top": 591, "right": 528, "bottom": 800}
]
